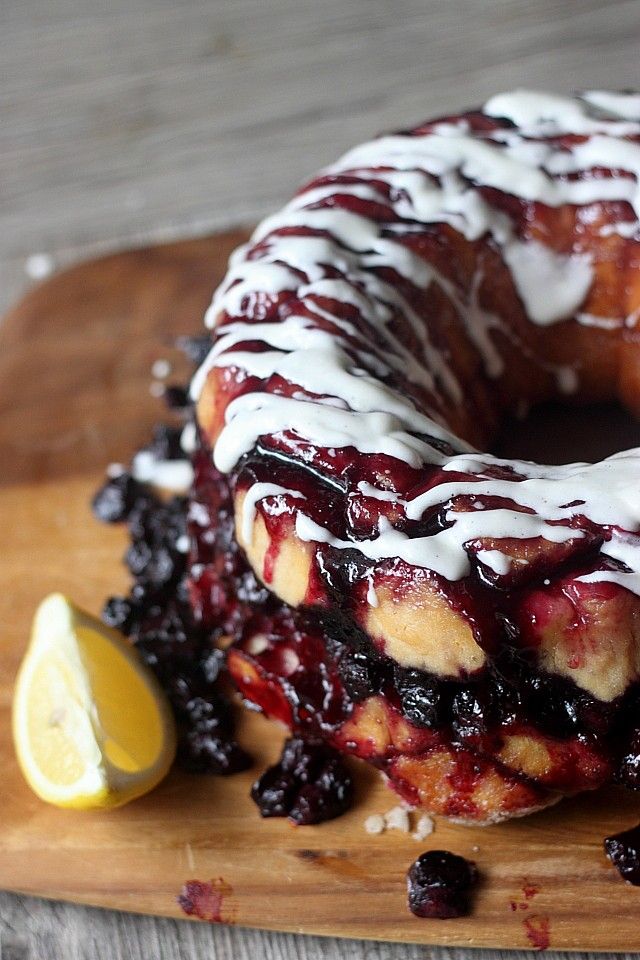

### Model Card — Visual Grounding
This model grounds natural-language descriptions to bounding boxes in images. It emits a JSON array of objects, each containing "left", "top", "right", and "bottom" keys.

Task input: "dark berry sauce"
[{"left": 407, "top": 850, "right": 478, "bottom": 918}]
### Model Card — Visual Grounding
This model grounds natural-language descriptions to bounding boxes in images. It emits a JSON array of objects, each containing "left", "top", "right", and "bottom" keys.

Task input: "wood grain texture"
[
  {"left": 3, "top": 0, "right": 640, "bottom": 313},
  {"left": 3, "top": 1, "right": 640, "bottom": 956},
  {"left": 3, "top": 237, "right": 640, "bottom": 956}
]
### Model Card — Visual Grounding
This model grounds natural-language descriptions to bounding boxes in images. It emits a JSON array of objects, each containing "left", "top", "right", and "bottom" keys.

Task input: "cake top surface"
[{"left": 192, "top": 90, "right": 640, "bottom": 594}]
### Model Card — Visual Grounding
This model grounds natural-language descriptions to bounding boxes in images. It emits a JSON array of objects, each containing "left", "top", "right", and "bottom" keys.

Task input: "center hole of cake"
[{"left": 495, "top": 401, "right": 640, "bottom": 464}]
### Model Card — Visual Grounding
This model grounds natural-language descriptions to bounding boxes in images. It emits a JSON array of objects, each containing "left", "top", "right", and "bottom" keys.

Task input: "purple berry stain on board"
[
  {"left": 523, "top": 915, "right": 551, "bottom": 951},
  {"left": 406, "top": 850, "right": 478, "bottom": 919},
  {"left": 177, "top": 879, "right": 233, "bottom": 923}
]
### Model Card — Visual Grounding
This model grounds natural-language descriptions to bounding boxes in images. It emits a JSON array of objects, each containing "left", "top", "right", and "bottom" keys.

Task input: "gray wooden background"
[{"left": 2, "top": 0, "right": 640, "bottom": 956}]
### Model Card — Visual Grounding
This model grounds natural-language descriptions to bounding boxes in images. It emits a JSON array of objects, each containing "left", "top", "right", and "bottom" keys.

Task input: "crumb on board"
[
  {"left": 151, "top": 358, "right": 172, "bottom": 379},
  {"left": 412, "top": 813, "right": 435, "bottom": 841},
  {"left": 385, "top": 805, "right": 411, "bottom": 832},
  {"left": 364, "top": 806, "right": 435, "bottom": 839},
  {"left": 149, "top": 380, "right": 166, "bottom": 398},
  {"left": 364, "top": 814, "right": 385, "bottom": 835}
]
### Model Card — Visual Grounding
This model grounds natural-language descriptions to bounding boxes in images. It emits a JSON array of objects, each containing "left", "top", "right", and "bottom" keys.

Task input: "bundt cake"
[{"left": 188, "top": 90, "right": 640, "bottom": 823}]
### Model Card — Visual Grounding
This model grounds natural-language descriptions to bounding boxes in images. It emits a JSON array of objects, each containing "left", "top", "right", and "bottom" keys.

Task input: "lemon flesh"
[{"left": 12, "top": 593, "right": 177, "bottom": 809}]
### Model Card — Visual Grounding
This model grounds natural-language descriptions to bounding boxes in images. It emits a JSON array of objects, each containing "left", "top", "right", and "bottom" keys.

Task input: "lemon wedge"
[{"left": 12, "top": 593, "right": 177, "bottom": 809}]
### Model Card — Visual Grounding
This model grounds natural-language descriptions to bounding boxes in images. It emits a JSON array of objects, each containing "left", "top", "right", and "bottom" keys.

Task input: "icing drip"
[{"left": 193, "top": 90, "right": 640, "bottom": 594}]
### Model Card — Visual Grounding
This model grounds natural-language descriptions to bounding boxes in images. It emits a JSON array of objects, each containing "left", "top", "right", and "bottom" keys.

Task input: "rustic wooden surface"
[
  {"left": 4, "top": 236, "right": 640, "bottom": 958},
  {"left": 3, "top": 0, "right": 640, "bottom": 956}
]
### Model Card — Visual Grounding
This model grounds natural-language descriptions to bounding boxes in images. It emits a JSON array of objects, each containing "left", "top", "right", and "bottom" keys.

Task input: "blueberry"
[
  {"left": 164, "top": 385, "right": 191, "bottom": 410},
  {"left": 605, "top": 824, "right": 640, "bottom": 885},
  {"left": 616, "top": 729, "right": 640, "bottom": 790},
  {"left": 148, "top": 424, "right": 184, "bottom": 461},
  {"left": 450, "top": 688, "right": 490, "bottom": 743},
  {"left": 102, "top": 596, "right": 134, "bottom": 633},
  {"left": 407, "top": 850, "right": 478, "bottom": 918},
  {"left": 338, "top": 650, "right": 380, "bottom": 701},
  {"left": 395, "top": 668, "right": 444, "bottom": 729},
  {"left": 251, "top": 737, "right": 353, "bottom": 825},
  {"left": 175, "top": 334, "right": 212, "bottom": 366},
  {"left": 91, "top": 473, "right": 145, "bottom": 523},
  {"left": 178, "top": 732, "right": 252, "bottom": 775},
  {"left": 488, "top": 673, "right": 522, "bottom": 727},
  {"left": 250, "top": 767, "right": 295, "bottom": 817},
  {"left": 124, "top": 542, "right": 178, "bottom": 587},
  {"left": 523, "top": 673, "right": 581, "bottom": 739},
  {"left": 125, "top": 540, "right": 153, "bottom": 577}
]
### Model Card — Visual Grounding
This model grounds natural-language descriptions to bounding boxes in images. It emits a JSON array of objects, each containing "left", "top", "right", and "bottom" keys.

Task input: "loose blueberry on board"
[
  {"left": 605, "top": 824, "right": 640, "bottom": 885},
  {"left": 102, "top": 595, "right": 134, "bottom": 633},
  {"left": 407, "top": 850, "right": 478, "bottom": 919},
  {"left": 251, "top": 737, "right": 354, "bottom": 825},
  {"left": 178, "top": 729, "right": 252, "bottom": 775},
  {"left": 91, "top": 472, "right": 146, "bottom": 523}
]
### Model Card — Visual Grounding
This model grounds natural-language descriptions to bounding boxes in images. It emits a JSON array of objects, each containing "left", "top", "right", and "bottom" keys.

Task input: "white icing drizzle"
[
  {"left": 476, "top": 550, "right": 514, "bottom": 576},
  {"left": 502, "top": 241, "right": 592, "bottom": 327},
  {"left": 577, "top": 313, "right": 624, "bottom": 330},
  {"left": 295, "top": 507, "right": 577, "bottom": 582},
  {"left": 582, "top": 90, "right": 640, "bottom": 122},
  {"left": 180, "top": 420, "right": 198, "bottom": 455},
  {"left": 132, "top": 450, "right": 194, "bottom": 493},
  {"left": 193, "top": 90, "right": 640, "bottom": 595},
  {"left": 240, "top": 482, "right": 305, "bottom": 545},
  {"left": 366, "top": 573, "right": 379, "bottom": 607}
]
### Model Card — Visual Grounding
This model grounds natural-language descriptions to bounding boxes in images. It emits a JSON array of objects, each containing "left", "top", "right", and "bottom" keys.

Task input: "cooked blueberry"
[
  {"left": 251, "top": 767, "right": 295, "bottom": 817},
  {"left": 450, "top": 688, "right": 490, "bottom": 742},
  {"left": 488, "top": 673, "right": 522, "bottom": 727},
  {"left": 164, "top": 384, "right": 191, "bottom": 410},
  {"left": 144, "top": 546, "right": 178, "bottom": 585},
  {"left": 91, "top": 473, "right": 145, "bottom": 523},
  {"left": 395, "top": 668, "right": 444, "bottom": 729},
  {"left": 125, "top": 540, "right": 153, "bottom": 577},
  {"left": 251, "top": 737, "right": 353, "bottom": 825},
  {"left": 166, "top": 673, "right": 233, "bottom": 737},
  {"left": 407, "top": 850, "right": 478, "bottom": 919},
  {"left": 148, "top": 423, "right": 184, "bottom": 460},
  {"left": 288, "top": 769, "right": 353, "bottom": 826},
  {"left": 338, "top": 650, "right": 381, "bottom": 701},
  {"left": 523, "top": 673, "right": 581, "bottom": 738},
  {"left": 200, "top": 648, "right": 225, "bottom": 684},
  {"left": 129, "top": 597, "right": 207, "bottom": 677},
  {"left": 605, "top": 824, "right": 640, "bottom": 885},
  {"left": 125, "top": 542, "right": 178, "bottom": 586},
  {"left": 616, "top": 729, "right": 640, "bottom": 790},
  {"left": 102, "top": 596, "right": 134, "bottom": 633},
  {"left": 178, "top": 732, "right": 252, "bottom": 775},
  {"left": 175, "top": 334, "right": 212, "bottom": 365}
]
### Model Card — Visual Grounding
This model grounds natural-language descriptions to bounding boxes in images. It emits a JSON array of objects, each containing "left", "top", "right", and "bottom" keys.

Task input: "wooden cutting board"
[{"left": 2, "top": 231, "right": 640, "bottom": 952}]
